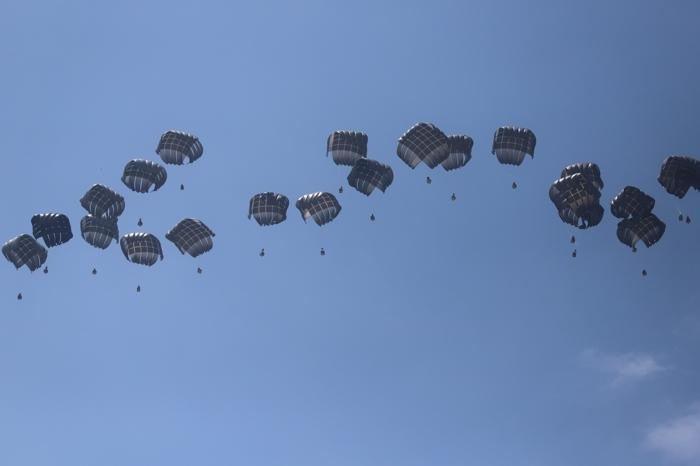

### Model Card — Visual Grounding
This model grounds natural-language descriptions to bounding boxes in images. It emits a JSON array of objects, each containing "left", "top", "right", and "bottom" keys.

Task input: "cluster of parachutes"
[
  {"left": 247, "top": 123, "right": 533, "bottom": 235},
  {"left": 4, "top": 123, "right": 699, "bottom": 299},
  {"left": 549, "top": 163, "right": 605, "bottom": 230},
  {"left": 3, "top": 130, "right": 215, "bottom": 297}
]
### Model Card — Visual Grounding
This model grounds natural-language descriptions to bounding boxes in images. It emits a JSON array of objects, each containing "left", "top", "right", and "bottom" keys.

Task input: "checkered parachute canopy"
[
  {"left": 248, "top": 192, "right": 289, "bottom": 226},
  {"left": 657, "top": 155, "right": 700, "bottom": 199},
  {"left": 616, "top": 214, "right": 666, "bottom": 250},
  {"left": 121, "top": 159, "right": 168, "bottom": 193},
  {"left": 491, "top": 126, "right": 536, "bottom": 166},
  {"left": 441, "top": 135, "right": 473, "bottom": 172},
  {"left": 80, "top": 215, "right": 119, "bottom": 249},
  {"left": 166, "top": 218, "right": 215, "bottom": 258},
  {"left": 2, "top": 234, "right": 48, "bottom": 272},
  {"left": 31, "top": 213, "right": 73, "bottom": 248},
  {"left": 295, "top": 192, "right": 342, "bottom": 226},
  {"left": 396, "top": 123, "right": 449, "bottom": 169},
  {"left": 80, "top": 184, "right": 125, "bottom": 219},
  {"left": 120, "top": 232, "right": 164, "bottom": 266},
  {"left": 610, "top": 186, "right": 655, "bottom": 220},
  {"left": 347, "top": 159, "right": 394, "bottom": 196},
  {"left": 156, "top": 130, "right": 203, "bottom": 165},
  {"left": 549, "top": 173, "right": 604, "bottom": 229},
  {"left": 560, "top": 163, "right": 603, "bottom": 191},
  {"left": 327, "top": 131, "right": 368, "bottom": 166}
]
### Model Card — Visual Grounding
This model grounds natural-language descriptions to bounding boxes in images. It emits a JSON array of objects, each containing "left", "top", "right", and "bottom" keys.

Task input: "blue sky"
[{"left": 1, "top": 1, "right": 699, "bottom": 465}]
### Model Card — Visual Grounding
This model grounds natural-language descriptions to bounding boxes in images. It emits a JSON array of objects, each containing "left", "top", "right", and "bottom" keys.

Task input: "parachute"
[
  {"left": 121, "top": 159, "right": 167, "bottom": 193},
  {"left": 616, "top": 214, "right": 666, "bottom": 250},
  {"left": 347, "top": 159, "right": 394, "bottom": 195},
  {"left": 156, "top": 130, "right": 203, "bottom": 165},
  {"left": 248, "top": 192, "right": 289, "bottom": 226},
  {"left": 441, "top": 135, "right": 473, "bottom": 171},
  {"left": 80, "top": 184, "right": 125, "bottom": 219},
  {"left": 326, "top": 131, "right": 368, "bottom": 166},
  {"left": 658, "top": 155, "right": 700, "bottom": 198},
  {"left": 491, "top": 127, "right": 536, "bottom": 166},
  {"left": 80, "top": 215, "right": 119, "bottom": 249},
  {"left": 561, "top": 163, "right": 604, "bottom": 191},
  {"left": 120, "top": 233, "right": 164, "bottom": 266},
  {"left": 549, "top": 173, "right": 604, "bottom": 229},
  {"left": 166, "top": 218, "right": 215, "bottom": 257},
  {"left": 610, "top": 186, "right": 655, "bottom": 219},
  {"left": 31, "top": 213, "right": 73, "bottom": 247},
  {"left": 2, "top": 234, "right": 48, "bottom": 272},
  {"left": 296, "top": 192, "right": 342, "bottom": 226},
  {"left": 396, "top": 123, "right": 449, "bottom": 169}
]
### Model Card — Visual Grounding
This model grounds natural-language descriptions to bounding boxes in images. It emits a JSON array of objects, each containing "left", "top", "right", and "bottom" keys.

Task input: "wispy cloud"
[
  {"left": 581, "top": 348, "right": 665, "bottom": 386},
  {"left": 647, "top": 404, "right": 700, "bottom": 463}
]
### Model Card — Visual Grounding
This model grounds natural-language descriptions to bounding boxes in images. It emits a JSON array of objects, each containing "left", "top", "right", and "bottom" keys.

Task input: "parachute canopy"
[
  {"left": 156, "top": 130, "right": 203, "bottom": 165},
  {"left": 442, "top": 135, "right": 473, "bottom": 171},
  {"left": 561, "top": 163, "right": 604, "bottom": 191},
  {"left": 80, "top": 215, "right": 119, "bottom": 249},
  {"left": 120, "top": 233, "right": 164, "bottom": 266},
  {"left": 549, "top": 173, "right": 604, "bottom": 229},
  {"left": 80, "top": 184, "right": 125, "bottom": 219},
  {"left": 248, "top": 192, "right": 289, "bottom": 226},
  {"left": 2, "top": 234, "right": 48, "bottom": 272},
  {"left": 617, "top": 214, "right": 666, "bottom": 250},
  {"left": 121, "top": 159, "right": 167, "bottom": 193},
  {"left": 611, "top": 186, "right": 655, "bottom": 219},
  {"left": 296, "top": 192, "right": 342, "bottom": 226},
  {"left": 491, "top": 126, "right": 536, "bottom": 166},
  {"left": 347, "top": 158, "right": 394, "bottom": 196},
  {"left": 396, "top": 123, "right": 449, "bottom": 169},
  {"left": 658, "top": 155, "right": 700, "bottom": 198},
  {"left": 326, "top": 131, "right": 368, "bottom": 166},
  {"left": 166, "top": 218, "right": 215, "bottom": 257},
  {"left": 31, "top": 213, "right": 73, "bottom": 247}
]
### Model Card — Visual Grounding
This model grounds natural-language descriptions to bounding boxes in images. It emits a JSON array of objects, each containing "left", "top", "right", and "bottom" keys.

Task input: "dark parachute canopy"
[
  {"left": 561, "top": 163, "right": 604, "bottom": 191},
  {"left": 121, "top": 159, "right": 167, "bottom": 193},
  {"left": 156, "top": 130, "right": 203, "bottom": 165},
  {"left": 396, "top": 123, "right": 449, "bottom": 169},
  {"left": 441, "top": 135, "right": 473, "bottom": 171},
  {"left": 31, "top": 213, "right": 73, "bottom": 247},
  {"left": 347, "top": 158, "right": 394, "bottom": 196},
  {"left": 491, "top": 126, "right": 536, "bottom": 166},
  {"left": 611, "top": 186, "right": 655, "bottom": 219},
  {"left": 2, "top": 234, "right": 48, "bottom": 272},
  {"left": 166, "top": 218, "right": 215, "bottom": 257},
  {"left": 617, "top": 214, "right": 666, "bottom": 250},
  {"left": 326, "top": 131, "right": 368, "bottom": 166},
  {"left": 296, "top": 192, "right": 342, "bottom": 226},
  {"left": 658, "top": 155, "right": 700, "bottom": 198},
  {"left": 248, "top": 192, "right": 289, "bottom": 226},
  {"left": 80, "top": 215, "right": 119, "bottom": 249},
  {"left": 80, "top": 184, "right": 125, "bottom": 219},
  {"left": 549, "top": 173, "right": 604, "bottom": 229},
  {"left": 120, "top": 233, "right": 163, "bottom": 266}
]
